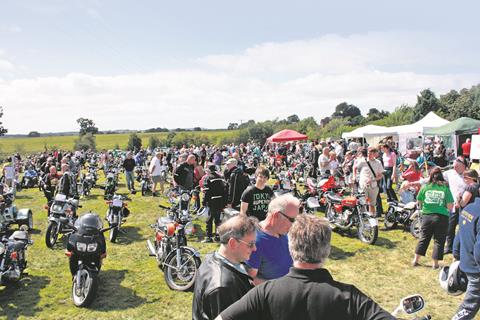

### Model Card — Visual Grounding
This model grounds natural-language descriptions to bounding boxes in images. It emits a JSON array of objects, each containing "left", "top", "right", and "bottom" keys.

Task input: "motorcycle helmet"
[
  {"left": 439, "top": 261, "right": 468, "bottom": 296},
  {"left": 196, "top": 207, "right": 210, "bottom": 222},
  {"left": 75, "top": 213, "right": 103, "bottom": 235}
]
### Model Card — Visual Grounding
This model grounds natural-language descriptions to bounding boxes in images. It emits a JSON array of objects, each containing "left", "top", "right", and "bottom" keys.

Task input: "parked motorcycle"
[
  {"left": 385, "top": 201, "right": 422, "bottom": 238},
  {"left": 103, "top": 171, "right": 117, "bottom": 200},
  {"left": 325, "top": 191, "right": 378, "bottom": 244},
  {"left": 105, "top": 195, "right": 130, "bottom": 243},
  {"left": 146, "top": 204, "right": 201, "bottom": 291},
  {"left": 0, "top": 228, "right": 33, "bottom": 285},
  {"left": 21, "top": 168, "right": 39, "bottom": 189},
  {"left": 0, "top": 191, "right": 33, "bottom": 232},
  {"left": 65, "top": 213, "right": 109, "bottom": 307},
  {"left": 45, "top": 193, "right": 80, "bottom": 248},
  {"left": 140, "top": 168, "right": 152, "bottom": 196}
]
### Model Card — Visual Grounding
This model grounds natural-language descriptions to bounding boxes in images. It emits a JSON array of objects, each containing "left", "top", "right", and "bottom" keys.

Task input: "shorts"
[
  {"left": 152, "top": 175, "right": 164, "bottom": 183},
  {"left": 362, "top": 187, "right": 379, "bottom": 204}
]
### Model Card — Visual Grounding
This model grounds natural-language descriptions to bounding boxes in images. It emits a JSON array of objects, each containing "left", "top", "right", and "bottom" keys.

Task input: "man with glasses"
[
  {"left": 217, "top": 214, "right": 394, "bottom": 320},
  {"left": 246, "top": 194, "right": 300, "bottom": 285},
  {"left": 240, "top": 166, "right": 274, "bottom": 221},
  {"left": 192, "top": 215, "right": 257, "bottom": 320}
]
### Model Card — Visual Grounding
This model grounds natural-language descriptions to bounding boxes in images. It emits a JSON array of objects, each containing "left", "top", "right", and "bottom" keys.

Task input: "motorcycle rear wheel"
[
  {"left": 45, "top": 221, "right": 59, "bottom": 248},
  {"left": 72, "top": 269, "right": 98, "bottom": 307},
  {"left": 164, "top": 250, "right": 200, "bottom": 292},
  {"left": 358, "top": 216, "right": 378, "bottom": 245}
]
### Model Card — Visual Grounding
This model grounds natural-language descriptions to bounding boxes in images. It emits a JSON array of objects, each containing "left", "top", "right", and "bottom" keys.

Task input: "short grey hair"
[
  {"left": 288, "top": 214, "right": 331, "bottom": 265},
  {"left": 267, "top": 193, "right": 300, "bottom": 216},
  {"left": 218, "top": 215, "right": 258, "bottom": 244}
]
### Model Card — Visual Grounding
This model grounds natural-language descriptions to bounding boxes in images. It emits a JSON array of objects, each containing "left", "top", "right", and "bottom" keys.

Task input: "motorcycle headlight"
[
  {"left": 184, "top": 222, "right": 194, "bottom": 235},
  {"left": 0, "top": 242, "right": 5, "bottom": 255},
  {"left": 181, "top": 193, "right": 190, "bottom": 202},
  {"left": 53, "top": 204, "right": 64, "bottom": 212},
  {"left": 76, "top": 242, "right": 87, "bottom": 252},
  {"left": 358, "top": 197, "right": 366, "bottom": 205},
  {"left": 87, "top": 243, "right": 98, "bottom": 252}
]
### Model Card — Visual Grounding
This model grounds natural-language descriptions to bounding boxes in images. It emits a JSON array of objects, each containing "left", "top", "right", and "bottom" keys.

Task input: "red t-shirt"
[{"left": 462, "top": 142, "right": 471, "bottom": 156}]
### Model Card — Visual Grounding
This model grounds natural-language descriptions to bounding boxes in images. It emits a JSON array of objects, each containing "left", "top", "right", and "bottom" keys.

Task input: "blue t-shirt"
[{"left": 246, "top": 228, "right": 293, "bottom": 280}]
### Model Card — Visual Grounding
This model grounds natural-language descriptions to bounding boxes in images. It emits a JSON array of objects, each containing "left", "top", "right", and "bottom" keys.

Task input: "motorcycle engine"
[{"left": 340, "top": 209, "right": 353, "bottom": 225}]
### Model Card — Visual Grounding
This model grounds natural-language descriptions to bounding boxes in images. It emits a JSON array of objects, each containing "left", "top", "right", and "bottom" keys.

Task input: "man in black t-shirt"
[
  {"left": 217, "top": 215, "right": 394, "bottom": 320},
  {"left": 240, "top": 166, "right": 273, "bottom": 221},
  {"left": 123, "top": 152, "right": 136, "bottom": 193}
]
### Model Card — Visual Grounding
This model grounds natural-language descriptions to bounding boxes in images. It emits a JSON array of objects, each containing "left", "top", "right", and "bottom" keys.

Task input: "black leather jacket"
[{"left": 192, "top": 253, "right": 254, "bottom": 320}]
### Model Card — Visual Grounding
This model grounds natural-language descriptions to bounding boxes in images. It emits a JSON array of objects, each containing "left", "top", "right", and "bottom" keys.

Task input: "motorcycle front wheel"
[
  {"left": 384, "top": 207, "right": 398, "bottom": 230},
  {"left": 164, "top": 250, "right": 200, "bottom": 292},
  {"left": 358, "top": 216, "right": 378, "bottom": 245},
  {"left": 109, "top": 226, "right": 119, "bottom": 243},
  {"left": 45, "top": 221, "right": 59, "bottom": 248},
  {"left": 72, "top": 269, "right": 98, "bottom": 307}
]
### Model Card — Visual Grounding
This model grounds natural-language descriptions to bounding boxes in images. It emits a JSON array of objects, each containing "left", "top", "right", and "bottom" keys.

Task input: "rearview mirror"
[{"left": 402, "top": 295, "right": 425, "bottom": 314}]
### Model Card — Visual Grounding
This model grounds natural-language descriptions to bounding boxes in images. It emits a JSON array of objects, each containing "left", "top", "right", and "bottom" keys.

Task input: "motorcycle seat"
[{"left": 326, "top": 193, "right": 343, "bottom": 203}]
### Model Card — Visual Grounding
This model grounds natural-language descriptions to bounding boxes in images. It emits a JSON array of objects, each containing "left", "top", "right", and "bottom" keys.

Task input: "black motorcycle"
[
  {"left": 0, "top": 228, "right": 33, "bottom": 285},
  {"left": 45, "top": 194, "right": 80, "bottom": 248},
  {"left": 65, "top": 213, "right": 109, "bottom": 307},
  {"left": 103, "top": 171, "right": 117, "bottom": 200},
  {"left": 146, "top": 204, "right": 201, "bottom": 291},
  {"left": 105, "top": 195, "right": 130, "bottom": 243},
  {"left": 385, "top": 201, "right": 422, "bottom": 239}
]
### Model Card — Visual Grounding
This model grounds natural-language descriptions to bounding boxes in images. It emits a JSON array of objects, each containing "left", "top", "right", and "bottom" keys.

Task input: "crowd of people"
[{"left": 1, "top": 135, "right": 479, "bottom": 319}]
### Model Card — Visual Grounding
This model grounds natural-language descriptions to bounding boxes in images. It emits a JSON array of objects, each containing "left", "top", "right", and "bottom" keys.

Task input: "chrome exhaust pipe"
[{"left": 146, "top": 239, "right": 156, "bottom": 257}]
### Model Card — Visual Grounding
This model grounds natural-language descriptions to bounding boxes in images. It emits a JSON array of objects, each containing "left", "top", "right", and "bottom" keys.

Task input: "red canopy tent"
[{"left": 266, "top": 129, "right": 308, "bottom": 143}]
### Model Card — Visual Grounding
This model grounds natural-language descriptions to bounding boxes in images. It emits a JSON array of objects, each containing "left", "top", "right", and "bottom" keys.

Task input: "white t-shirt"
[
  {"left": 356, "top": 158, "right": 383, "bottom": 189},
  {"left": 149, "top": 157, "right": 166, "bottom": 176},
  {"left": 443, "top": 169, "right": 466, "bottom": 207},
  {"left": 318, "top": 154, "right": 330, "bottom": 174}
]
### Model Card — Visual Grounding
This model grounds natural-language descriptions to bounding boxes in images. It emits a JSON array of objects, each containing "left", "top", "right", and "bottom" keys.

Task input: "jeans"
[
  {"left": 452, "top": 272, "right": 480, "bottom": 320},
  {"left": 446, "top": 208, "right": 460, "bottom": 251},
  {"left": 206, "top": 205, "right": 222, "bottom": 238},
  {"left": 383, "top": 167, "right": 398, "bottom": 201},
  {"left": 125, "top": 171, "right": 135, "bottom": 190}
]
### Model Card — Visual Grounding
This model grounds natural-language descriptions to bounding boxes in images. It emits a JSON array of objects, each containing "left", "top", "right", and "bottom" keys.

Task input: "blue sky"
[{"left": 1, "top": 0, "right": 479, "bottom": 133}]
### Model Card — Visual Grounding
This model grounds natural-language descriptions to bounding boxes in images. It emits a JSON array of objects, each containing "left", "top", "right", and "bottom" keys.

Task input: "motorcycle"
[
  {"left": 65, "top": 213, "right": 110, "bottom": 307},
  {"left": 0, "top": 192, "right": 34, "bottom": 232},
  {"left": 45, "top": 193, "right": 80, "bottom": 248},
  {"left": 103, "top": 171, "right": 117, "bottom": 200},
  {"left": 105, "top": 195, "right": 130, "bottom": 243},
  {"left": 146, "top": 204, "right": 201, "bottom": 291},
  {"left": 140, "top": 168, "right": 152, "bottom": 196},
  {"left": 385, "top": 201, "right": 422, "bottom": 238},
  {"left": 21, "top": 168, "right": 39, "bottom": 189},
  {"left": 0, "top": 228, "right": 33, "bottom": 285},
  {"left": 325, "top": 191, "right": 378, "bottom": 245}
]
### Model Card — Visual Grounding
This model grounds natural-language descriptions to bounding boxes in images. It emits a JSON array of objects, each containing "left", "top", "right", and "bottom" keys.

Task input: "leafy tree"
[
  {"left": 238, "top": 120, "right": 255, "bottom": 129},
  {"left": 0, "top": 106, "right": 8, "bottom": 136},
  {"left": 332, "top": 102, "right": 362, "bottom": 118},
  {"left": 412, "top": 89, "right": 443, "bottom": 121},
  {"left": 76, "top": 117, "right": 99, "bottom": 136},
  {"left": 227, "top": 123, "right": 238, "bottom": 130},
  {"left": 149, "top": 136, "right": 160, "bottom": 150},
  {"left": 193, "top": 127, "right": 202, "bottom": 131},
  {"left": 366, "top": 108, "right": 390, "bottom": 122},
  {"left": 348, "top": 115, "right": 365, "bottom": 126},
  {"left": 247, "top": 123, "right": 274, "bottom": 143},
  {"left": 166, "top": 132, "right": 176, "bottom": 146},
  {"left": 127, "top": 133, "right": 142, "bottom": 151},
  {"left": 74, "top": 133, "right": 96, "bottom": 151},
  {"left": 286, "top": 114, "right": 300, "bottom": 124},
  {"left": 320, "top": 117, "right": 331, "bottom": 127},
  {"left": 28, "top": 131, "right": 41, "bottom": 137},
  {"left": 372, "top": 104, "right": 414, "bottom": 127}
]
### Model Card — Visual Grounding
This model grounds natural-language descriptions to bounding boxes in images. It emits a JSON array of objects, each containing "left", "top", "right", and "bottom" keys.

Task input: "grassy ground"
[
  {"left": 0, "top": 130, "right": 239, "bottom": 156},
  {"left": 0, "top": 174, "right": 464, "bottom": 320}
]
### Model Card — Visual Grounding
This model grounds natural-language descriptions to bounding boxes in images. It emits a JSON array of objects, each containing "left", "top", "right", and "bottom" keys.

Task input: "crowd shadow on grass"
[
  {"left": 374, "top": 236, "right": 397, "bottom": 249},
  {"left": 0, "top": 275, "right": 50, "bottom": 320},
  {"left": 14, "top": 194, "right": 33, "bottom": 200},
  {"left": 113, "top": 226, "right": 144, "bottom": 245},
  {"left": 91, "top": 269, "right": 145, "bottom": 311},
  {"left": 330, "top": 245, "right": 356, "bottom": 260}
]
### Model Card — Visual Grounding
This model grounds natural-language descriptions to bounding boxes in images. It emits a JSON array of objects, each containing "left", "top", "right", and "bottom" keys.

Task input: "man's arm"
[{"left": 247, "top": 268, "right": 266, "bottom": 286}]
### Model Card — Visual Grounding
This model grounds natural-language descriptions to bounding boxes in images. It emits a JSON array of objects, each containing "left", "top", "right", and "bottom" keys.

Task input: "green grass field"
[
  {"left": 0, "top": 130, "right": 240, "bottom": 156},
  {"left": 0, "top": 173, "right": 464, "bottom": 320}
]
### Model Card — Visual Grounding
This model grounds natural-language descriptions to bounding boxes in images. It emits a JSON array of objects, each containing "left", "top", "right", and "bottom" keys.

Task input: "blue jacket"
[{"left": 453, "top": 197, "right": 480, "bottom": 274}]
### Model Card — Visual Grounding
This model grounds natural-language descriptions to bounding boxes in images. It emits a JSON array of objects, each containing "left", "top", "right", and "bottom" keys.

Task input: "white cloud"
[{"left": 1, "top": 31, "right": 479, "bottom": 134}]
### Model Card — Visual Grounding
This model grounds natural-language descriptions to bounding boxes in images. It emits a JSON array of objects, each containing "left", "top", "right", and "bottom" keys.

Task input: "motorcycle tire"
[
  {"left": 384, "top": 208, "right": 398, "bottom": 230},
  {"left": 357, "top": 217, "right": 378, "bottom": 245},
  {"left": 109, "top": 226, "right": 118, "bottom": 243},
  {"left": 163, "top": 250, "right": 200, "bottom": 292},
  {"left": 141, "top": 184, "right": 147, "bottom": 196},
  {"left": 410, "top": 217, "right": 422, "bottom": 239},
  {"left": 45, "top": 221, "right": 59, "bottom": 248},
  {"left": 72, "top": 269, "right": 98, "bottom": 307}
]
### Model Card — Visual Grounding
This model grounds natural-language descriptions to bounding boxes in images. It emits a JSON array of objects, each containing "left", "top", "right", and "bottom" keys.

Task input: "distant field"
[{"left": 0, "top": 130, "right": 240, "bottom": 155}]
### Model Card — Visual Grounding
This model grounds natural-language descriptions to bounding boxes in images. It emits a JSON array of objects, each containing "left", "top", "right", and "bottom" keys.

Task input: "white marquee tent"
[{"left": 341, "top": 125, "right": 389, "bottom": 139}]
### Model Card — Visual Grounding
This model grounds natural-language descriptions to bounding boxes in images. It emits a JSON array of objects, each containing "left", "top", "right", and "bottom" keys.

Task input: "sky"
[{"left": 1, "top": 0, "right": 479, "bottom": 134}]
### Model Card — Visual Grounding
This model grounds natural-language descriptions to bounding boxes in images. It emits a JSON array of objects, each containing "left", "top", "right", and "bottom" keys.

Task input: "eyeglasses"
[
  {"left": 277, "top": 211, "right": 295, "bottom": 223},
  {"left": 236, "top": 238, "right": 256, "bottom": 249}
]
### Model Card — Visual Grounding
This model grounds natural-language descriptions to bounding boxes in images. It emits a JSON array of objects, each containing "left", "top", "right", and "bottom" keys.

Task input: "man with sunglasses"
[
  {"left": 246, "top": 194, "right": 300, "bottom": 285},
  {"left": 192, "top": 215, "right": 257, "bottom": 320}
]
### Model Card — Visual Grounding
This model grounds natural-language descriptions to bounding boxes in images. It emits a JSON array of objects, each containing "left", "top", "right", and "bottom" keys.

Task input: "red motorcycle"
[{"left": 324, "top": 191, "right": 378, "bottom": 245}]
